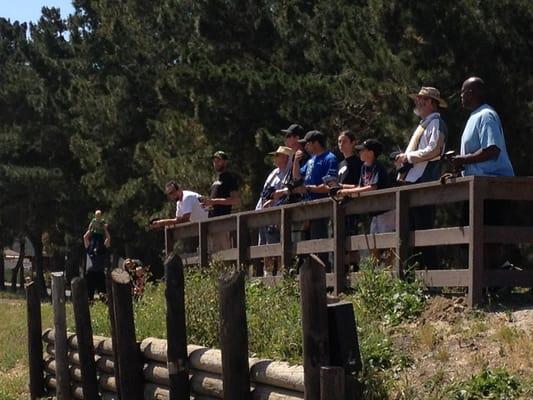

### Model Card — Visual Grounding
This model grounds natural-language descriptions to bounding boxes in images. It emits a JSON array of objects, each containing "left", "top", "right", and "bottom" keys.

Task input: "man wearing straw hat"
[
  {"left": 394, "top": 86, "right": 448, "bottom": 184},
  {"left": 394, "top": 86, "right": 448, "bottom": 267},
  {"left": 255, "top": 145, "right": 294, "bottom": 275}
]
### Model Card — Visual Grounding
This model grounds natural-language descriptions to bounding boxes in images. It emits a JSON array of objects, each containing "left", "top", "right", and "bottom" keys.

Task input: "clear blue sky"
[{"left": 0, "top": 1, "right": 75, "bottom": 23}]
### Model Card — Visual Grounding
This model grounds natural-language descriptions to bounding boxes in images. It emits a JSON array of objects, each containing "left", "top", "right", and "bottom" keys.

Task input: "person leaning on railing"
[
  {"left": 255, "top": 146, "right": 294, "bottom": 276},
  {"left": 334, "top": 139, "right": 394, "bottom": 263}
]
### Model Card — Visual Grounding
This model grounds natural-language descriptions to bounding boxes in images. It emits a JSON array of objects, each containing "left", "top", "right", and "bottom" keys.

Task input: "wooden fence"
[
  {"left": 26, "top": 254, "right": 361, "bottom": 400},
  {"left": 165, "top": 176, "right": 533, "bottom": 307}
]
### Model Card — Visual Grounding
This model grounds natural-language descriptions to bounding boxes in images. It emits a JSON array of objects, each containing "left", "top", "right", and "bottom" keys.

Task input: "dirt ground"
[{"left": 389, "top": 294, "right": 533, "bottom": 398}]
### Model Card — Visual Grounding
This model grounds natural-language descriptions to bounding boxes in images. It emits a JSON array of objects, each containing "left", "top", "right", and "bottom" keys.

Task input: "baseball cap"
[
  {"left": 281, "top": 124, "right": 305, "bottom": 138},
  {"left": 355, "top": 139, "right": 383, "bottom": 157},
  {"left": 298, "top": 130, "right": 325, "bottom": 144},
  {"left": 212, "top": 150, "right": 229, "bottom": 160}
]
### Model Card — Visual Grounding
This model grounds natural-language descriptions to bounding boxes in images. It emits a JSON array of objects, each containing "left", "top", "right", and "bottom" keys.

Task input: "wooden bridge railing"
[{"left": 165, "top": 176, "right": 533, "bottom": 307}]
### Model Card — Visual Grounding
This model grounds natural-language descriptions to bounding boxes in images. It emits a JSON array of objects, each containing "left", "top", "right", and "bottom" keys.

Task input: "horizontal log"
[
  {"left": 141, "top": 339, "right": 304, "bottom": 393},
  {"left": 191, "top": 370, "right": 224, "bottom": 398},
  {"left": 97, "top": 355, "right": 115, "bottom": 374},
  {"left": 44, "top": 330, "right": 114, "bottom": 356},
  {"left": 252, "top": 385, "right": 304, "bottom": 400},
  {"left": 99, "top": 373, "right": 117, "bottom": 393},
  {"left": 143, "top": 362, "right": 169, "bottom": 385},
  {"left": 411, "top": 227, "right": 470, "bottom": 247},
  {"left": 415, "top": 269, "right": 470, "bottom": 287}
]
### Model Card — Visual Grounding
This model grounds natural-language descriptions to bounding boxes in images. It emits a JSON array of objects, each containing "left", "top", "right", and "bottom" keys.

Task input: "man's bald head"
[{"left": 461, "top": 77, "right": 486, "bottom": 110}]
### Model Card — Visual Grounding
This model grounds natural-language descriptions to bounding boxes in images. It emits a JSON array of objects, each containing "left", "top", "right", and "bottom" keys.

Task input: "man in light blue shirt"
[{"left": 453, "top": 77, "right": 514, "bottom": 176}]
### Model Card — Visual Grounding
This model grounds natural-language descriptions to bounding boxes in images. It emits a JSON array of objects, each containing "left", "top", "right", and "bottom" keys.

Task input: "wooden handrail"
[{"left": 164, "top": 176, "right": 533, "bottom": 306}]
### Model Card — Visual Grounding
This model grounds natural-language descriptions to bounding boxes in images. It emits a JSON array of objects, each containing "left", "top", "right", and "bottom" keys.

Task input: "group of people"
[{"left": 150, "top": 76, "right": 514, "bottom": 272}]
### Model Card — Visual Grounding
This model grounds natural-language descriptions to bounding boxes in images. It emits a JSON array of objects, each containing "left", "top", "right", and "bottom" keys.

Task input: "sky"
[{"left": 0, "top": 0, "right": 75, "bottom": 23}]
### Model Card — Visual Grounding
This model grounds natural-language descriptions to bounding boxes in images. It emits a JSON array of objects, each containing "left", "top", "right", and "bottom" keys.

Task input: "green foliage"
[
  {"left": 446, "top": 368, "right": 521, "bottom": 400},
  {"left": 351, "top": 257, "right": 427, "bottom": 326}
]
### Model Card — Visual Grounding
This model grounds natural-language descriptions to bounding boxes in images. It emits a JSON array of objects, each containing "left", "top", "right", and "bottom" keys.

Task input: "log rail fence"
[{"left": 27, "top": 255, "right": 361, "bottom": 399}]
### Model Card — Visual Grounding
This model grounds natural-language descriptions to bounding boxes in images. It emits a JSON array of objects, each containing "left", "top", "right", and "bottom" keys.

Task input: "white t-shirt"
[{"left": 176, "top": 190, "right": 208, "bottom": 222}]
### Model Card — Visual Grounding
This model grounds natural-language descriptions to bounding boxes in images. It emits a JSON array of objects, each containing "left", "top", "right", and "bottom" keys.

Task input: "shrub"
[
  {"left": 350, "top": 257, "right": 426, "bottom": 326},
  {"left": 446, "top": 368, "right": 521, "bottom": 400}
]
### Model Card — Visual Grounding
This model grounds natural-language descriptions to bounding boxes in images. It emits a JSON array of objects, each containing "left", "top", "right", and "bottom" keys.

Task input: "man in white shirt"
[
  {"left": 394, "top": 87, "right": 448, "bottom": 268},
  {"left": 150, "top": 180, "right": 208, "bottom": 229},
  {"left": 394, "top": 86, "right": 448, "bottom": 184}
]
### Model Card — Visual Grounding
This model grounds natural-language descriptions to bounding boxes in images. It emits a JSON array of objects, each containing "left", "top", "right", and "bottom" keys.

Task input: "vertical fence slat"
[
  {"left": 332, "top": 201, "right": 346, "bottom": 295},
  {"left": 468, "top": 178, "right": 486, "bottom": 307},
  {"left": 51, "top": 272, "right": 72, "bottom": 400},
  {"left": 71, "top": 277, "right": 101, "bottom": 400},
  {"left": 199, "top": 222, "right": 209, "bottom": 267},
  {"left": 395, "top": 191, "right": 409, "bottom": 278},
  {"left": 320, "top": 366, "right": 345, "bottom": 400},
  {"left": 237, "top": 215, "right": 250, "bottom": 270},
  {"left": 300, "top": 254, "right": 330, "bottom": 400},
  {"left": 111, "top": 268, "right": 143, "bottom": 400},
  {"left": 219, "top": 270, "right": 251, "bottom": 399},
  {"left": 26, "top": 281, "right": 45, "bottom": 399},
  {"left": 165, "top": 254, "right": 190, "bottom": 399},
  {"left": 280, "top": 208, "right": 292, "bottom": 272}
]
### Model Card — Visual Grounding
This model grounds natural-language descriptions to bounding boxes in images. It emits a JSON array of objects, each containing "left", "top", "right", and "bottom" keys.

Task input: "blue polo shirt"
[
  {"left": 300, "top": 150, "right": 338, "bottom": 200},
  {"left": 460, "top": 104, "right": 514, "bottom": 176}
]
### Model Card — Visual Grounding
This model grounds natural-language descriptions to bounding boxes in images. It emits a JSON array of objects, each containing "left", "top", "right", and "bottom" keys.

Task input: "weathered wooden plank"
[
  {"left": 345, "top": 233, "right": 396, "bottom": 251},
  {"left": 167, "top": 222, "right": 198, "bottom": 240},
  {"left": 199, "top": 222, "right": 208, "bottom": 267},
  {"left": 245, "top": 209, "right": 281, "bottom": 229},
  {"left": 207, "top": 217, "right": 237, "bottom": 234},
  {"left": 406, "top": 182, "right": 470, "bottom": 207},
  {"left": 295, "top": 239, "right": 334, "bottom": 255},
  {"left": 280, "top": 208, "right": 292, "bottom": 271},
  {"left": 343, "top": 192, "right": 396, "bottom": 216},
  {"left": 411, "top": 227, "right": 470, "bottom": 247},
  {"left": 210, "top": 248, "right": 238, "bottom": 262},
  {"left": 249, "top": 244, "right": 282, "bottom": 259},
  {"left": 415, "top": 269, "right": 470, "bottom": 287}
]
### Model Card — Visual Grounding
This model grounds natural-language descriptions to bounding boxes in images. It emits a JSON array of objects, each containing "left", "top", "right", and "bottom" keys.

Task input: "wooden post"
[
  {"left": 300, "top": 255, "right": 330, "bottom": 400},
  {"left": 237, "top": 215, "right": 250, "bottom": 270},
  {"left": 468, "top": 178, "right": 486, "bottom": 307},
  {"left": 219, "top": 270, "right": 251, "bottom": 399},
  {"left": 71, "top": 277, "right": 100, "bottom": 400},
  {"left": 164, "top": 255, "right": 190, "bottom": 399},
  {"left": 280, "top": 208, "right": 292, "bottom": 272},
  {"left": 199, "top": 222, "right": 209, "bottom": 267},
  {"left": 51, "top": 272, "right": 72, "bottom": 400},
  {"left": 26, "top": 281, "right": 45, "bottom": 399},
  {"left": 105, "top": 267, "right": 121, "bottom": 398},
  {"left": 111, "top": 268, "right": 143, "bottom": 400},
  {"left": 332, "top": 201, "right": 346, "bottom": 295},
  {"left": 320, "top": 366, "right": 345, "bottom": 400},
  {"left": 394, "top": 190, "right": 409, "bottom": 279}
]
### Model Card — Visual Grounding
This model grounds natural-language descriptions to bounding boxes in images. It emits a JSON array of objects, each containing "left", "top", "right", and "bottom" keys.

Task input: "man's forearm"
[{"left": 462, "top": 145, "right": 500, "bottom": 164}]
